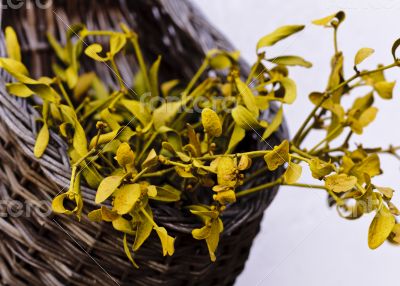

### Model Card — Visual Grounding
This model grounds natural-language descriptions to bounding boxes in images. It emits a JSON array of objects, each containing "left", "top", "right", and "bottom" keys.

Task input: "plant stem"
[
  {"left": 73, "top": 148, "right": 97, "bottom": 167},
  {"left": 196, "top": 150, "right": 270, "bottom": 161},
  {"left": 342, "top": 130, "right": 353, "bottom": 149},
  {"left": 236, "top": 178, "right": 282, "bottom": 198},
  {"left": 246, "top": 56, "right": 262, "bottom": 85},
  {"left": 243, "top": 166, "right": 269, "bottom": 184},
  {"left": 136, "top": 131, "right": 159, "bottom": 164},
  {"left": 131, "top": 37, "right": 151, "bottom": 92},
  {"left": 182, "top": 59, "right": 208, "bottom": 98},
  {"left": 286, "top": 182, "right": 326, "bottom": 190},
  {"left": 290, "top": 145, "right": 313, "bottom": 159},
  {"left": 140, "top": 206, "right": 158, "bottom": 228},
  {"left": 296, "top": 123, "right": 314, "bottom": 146},
  {"left": 110, "top": 57, "right": 125, "bottom": 91},
  {"left": 98, "top": 152, "right": 116, "bottom": 170},
  {"left": 80, "top": 93, "right": 117, "bottom": 122},
  {"left": 57, "top": 79, "right": 74, "bottom": 109},
  {"left": 309, "top": 124, "right": 343, "bottom": 153},
  {"left": 160, "top": 159, "right": 189, "bottom": 169},
  {"left": 292, "top": 95, "right": 327, "bottom": 145},
  {"left": 131, "top": 167, "right": 149, "bottom": 183},
  {"left": 333, "top": 27, "right": 339, "bottom": 54},
  {"left": 236, "top": 178, "right": 344, "bottom": 205},
  {"left": 142, "top": 167, "right": 175, "bottom": 178},
  {"left": 287, "top": 182, "right": 343, "bottom": 204},
  {"left": 293, "top": 62, "right": 398, "bottom": 146},
  {"left": 291, "top": 154, "right": 310, "bottom": 163},
  {"left": 329, "top": 62, "right": 398, "bottom": 95}
]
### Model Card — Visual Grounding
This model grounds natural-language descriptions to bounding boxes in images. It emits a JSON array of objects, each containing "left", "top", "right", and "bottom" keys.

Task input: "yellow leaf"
[
  {"left": 147, "top": 185, "right": 157, "bottom": 197},
  {"left": 231, "top": 105, "right": 262, "bottom": 131},
  {"left": 84, "top": 44, "right": 109, "bottom": 62},
  {"left": 59, "top": 105, "right": 88, "bottom": 156},
  {"left": 309, "top": 158, "right": 334, "bottom": 179},
  {"left": 213, "top": 189, "right": 236, "bottom": 205},
  {"left": 120, "top": 99, "right": 152, "bottom": 127},
  {"left": 192, "top": 225, "right": 211, "bottom": 240},
  {"left": 227, "top": 124, "right": 245, "bottom": 153},
  {"left": 350, "top": 154, "right": 381, "bottom": 184},
  {"left": 391, "top": 224, "right": 400, "bottom": 244},
  {"left": 190, "top": 209, "right": 219, "bottom": 220},
  {"left": 5, "top": 26, "right": 21, "bottom": 62},
  {"left": 26, "top": 83, "right": 61, "bottom": 103},
  {"left": 123, "top": 234, "right": 139, "bottom": 268},
  {"left": 208, "top": 53, "right": 231, "bottom": 70},
  {"left": 201, "top": 108, "right": 222, "bottom": 137},
  {"left": 5, "top": 83, "right": 33, "bottom": 97},
  {"left": 109, "top": 34, "right": 126, "bottom": 56},
  {"left": 65, "top": 65, "right": 78, "bottom": 89},
  {"left": 312, "top": 11, "right": 345, "bottom": 27},
  {"left": 142, "top": 149, "right": 159, "bottom": 169},
  {"left": 257, "top": 25, "right": 305, "bottom": 50},
  {"left": 0, "top": 58, "right": 29, "bottom": 79},
  {"left": 158, "top": 126, "right": 182, "bottom": 151},
  {"left": 149, "top": 55, "right": 162, "bottom": 99},
  {"left": 235, "top": 77, "right": 259, "bottom": 117},
  {"left": 151, "top": 185, "right": 181, "bottom": 202},
  {"left": 368, "top": 205, "right": 395, "bottom": 249},
  {"left": 113, "top": 184, "right": 141, "bottom": 215},
  {"left": 325, "top": 174, "right": 357, "bottom": 193},
  {"left": 92, "top": 75, "right": 109, "bottom": 99},
  {"left": 284, "top": 161, "right": 302, "bottom": 184},
  {"left": 354, "top": 48, "right": 374, "bottom": 66},
  {"left": 52, "top": 191, "right": 83, "bottom": 220},
  {"left": 152, "top": 101, "right": 181, "bottom": 129},
  {"left": 161, "top": 79, "right": 180, "bottom": 97},
  {"left": 100, "top": 108, "right": 120, "bottom": 130},
  {"left": 359, "top": 107, "right": 378, "bottom": 127},
  {"left": 47, "top": 33, "right": 68, "bottom": 63},
  {"left": 279, "top": 77, "right": 297, "bottom": 104},
  {"left": 376, "top": 187, "right": 394, "bottom": 200},
  {"left": 72, "top": 123, "right": 88, "bottom": 157},
  {"left": 133, "top": 205, "right": 154, "bottom": 251},
  {"left": 175, "top": 166, "right": 195, "bottom": 178},
  {"left": 267, "top": 55, "right": 312, "bottom": 68},
  {"left": 216, "top": 157, "right": 237, "bottom": 186},
  {"left": 352, "top": 92, "right": 374, "bottom": 112},
  {"left": 237, "top": 155, "right": 252, "bottom": 171},
  {"left": 374, "top": 81, "right": 395, "bottom": 99},
  {"left": 262, "top": 105, "right": 283, "bottom": 140},
  {"left": 52, "top": 193, "right": 70, "bottom": 214},
  {"left": 255, "top": 95, "right": 270, "bottom": 110},
  {"left": 34, "top": 124, "right": 49, "bottom": 158},
  {"left": 95, "top": 175, "right": 124, "bottom": 204},
  {"left": 205, "top": 219, "right": 221, "bottom": 262},
  {"left": 264, "top": 140, "right": 289, "bottom": 171},
  {"left": 388, "top": 202, "right": 400, "bottom": 216},
  {"left": 116, "top": 142, "right": 135, "bottom": 168},
  {"left": 154, "top": 226, "right": 175, "bottom": 256},
  {"left": 73, "top": 72, "right": 95, "bottom": 100},
  {"left": 112, "top": 216, "right": 135, "bottom": 235},
  {"left": 87, "top": 208, "right": 102, "bottom": 222}
]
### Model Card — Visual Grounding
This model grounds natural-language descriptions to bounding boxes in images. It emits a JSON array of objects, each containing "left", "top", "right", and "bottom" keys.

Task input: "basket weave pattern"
[{"left": 0, "top": 1, "right": 288, "bottom": 285}]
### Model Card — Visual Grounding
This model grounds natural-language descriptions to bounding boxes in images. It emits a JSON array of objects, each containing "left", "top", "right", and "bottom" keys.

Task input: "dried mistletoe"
[{"left": 1, "top": 11, "right": 400, "bottom": 266}]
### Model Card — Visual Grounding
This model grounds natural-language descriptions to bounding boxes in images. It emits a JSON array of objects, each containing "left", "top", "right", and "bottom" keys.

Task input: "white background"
[{"left": 193, "top": 1, "right": 400, "bottom": 285}]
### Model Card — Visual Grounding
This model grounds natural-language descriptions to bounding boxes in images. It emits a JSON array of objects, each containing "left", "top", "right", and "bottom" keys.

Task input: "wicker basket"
[{"left": 0, "top": 1, "right": 288, "bottom": 285}]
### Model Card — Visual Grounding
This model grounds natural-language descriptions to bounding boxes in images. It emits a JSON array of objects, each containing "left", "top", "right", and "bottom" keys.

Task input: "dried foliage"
[{"left": 2, "top": 11, "right": 400, "bottom": 265}]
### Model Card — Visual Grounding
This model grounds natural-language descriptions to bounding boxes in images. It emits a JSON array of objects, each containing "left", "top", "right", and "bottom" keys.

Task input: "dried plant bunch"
[{"left": 2, "top": 11, "right": 400, "bottom": 266}]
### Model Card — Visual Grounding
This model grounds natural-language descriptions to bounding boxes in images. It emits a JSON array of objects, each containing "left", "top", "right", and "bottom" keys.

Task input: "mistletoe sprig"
[{"left": 1, "top": 11, "right": 400, "bottom": 265}]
